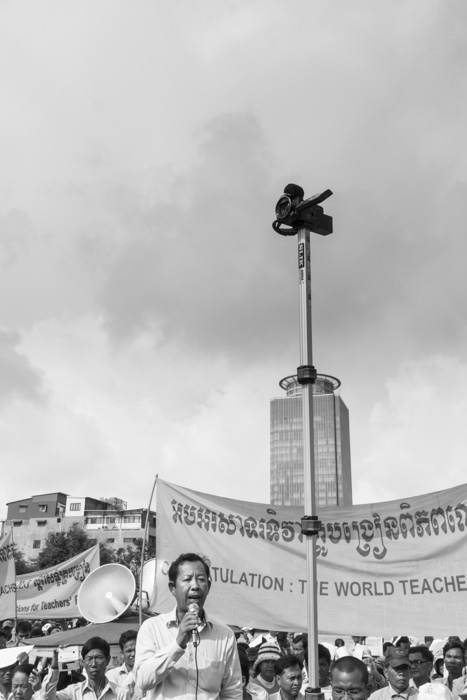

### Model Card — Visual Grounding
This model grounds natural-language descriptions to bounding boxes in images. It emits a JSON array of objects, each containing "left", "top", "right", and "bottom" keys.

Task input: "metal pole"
[
  {"left": 297, "top": 228, "right": 320, "bottom": 688},
  {"left": 138, "top": 474, "right": 158, "bottom": 627}
]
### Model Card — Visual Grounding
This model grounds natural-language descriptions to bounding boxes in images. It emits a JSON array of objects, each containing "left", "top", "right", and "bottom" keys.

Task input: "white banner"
[
  {"left": 0, "top": 530, "right": 16, "bottom": 619},
  {"left": 16, "top": 545, "right": 100, "bottom": 619},
  {"left": 153, "top": 480, "right": 467, "bottom": 636}
]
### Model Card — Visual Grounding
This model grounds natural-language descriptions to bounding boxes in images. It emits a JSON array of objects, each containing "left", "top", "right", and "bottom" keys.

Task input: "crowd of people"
[{"left": 1, "top": 552, "right": 467, "bottom": 700}]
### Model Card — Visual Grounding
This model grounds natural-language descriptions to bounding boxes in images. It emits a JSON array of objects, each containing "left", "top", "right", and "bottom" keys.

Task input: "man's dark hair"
[
  {"left": 293, "top": 633, "right": 308, "bottom": 651},
  {"left": 238, "top": 648, "right": 250, "bottom": 683},
  {"left": 409, "top": 646, "right": 433, "bottom": 663},
  {"left": 81, "top": 636, "right": 110, "bottom": 659},
  {"left": 274, "top": 654, "right": 303, "bottom": 676},
  {"left": 119, "top": 630, "right": 137, "bottom": 651},
  {"left": 16, "top": 621, "right": 32, "bottom": 635},
  {"left": 168, "top": 553, "right": 211, "bottom": 584},
  {"left": 443, "top": 640, "right": 465, "bottom": 658},
  {"left": 395, "top": 636, "right": 410, "bottom": 647},
  {"left": 12, "top": 664, "right": 35, "bottom": 680},
  {"left": 318, "top": 644, "right": 331, "bottom": 664},
  {"left": 0, "top": 629, "right": 9, "bottom": 640},
  {"left": 331, "top": 656, "right": 368, "bottom": 686},
  {"left": 383, "top": 642, "right": 394, "bottom": 653},
  {"left": 335, "top": 638, "right": 345, "bottom": 648}
]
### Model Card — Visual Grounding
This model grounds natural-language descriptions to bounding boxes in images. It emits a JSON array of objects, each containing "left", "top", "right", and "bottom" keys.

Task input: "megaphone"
[{"left": 77, "top": 564, "right": 136, "bottom": 623}]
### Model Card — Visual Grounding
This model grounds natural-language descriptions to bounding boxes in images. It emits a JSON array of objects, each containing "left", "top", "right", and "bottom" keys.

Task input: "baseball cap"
[
  {"left": 385, "top": 647, "right": 410, "bottom": 668},
  {"left": 1, "top": 620, "right": 14, "bottom": 629}
]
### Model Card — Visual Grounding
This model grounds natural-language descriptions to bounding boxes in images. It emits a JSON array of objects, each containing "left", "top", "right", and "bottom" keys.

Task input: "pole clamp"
[
  {"left": 297, "top": 365, "right": 317, "bottom": 384},
  {"left": 301, "top": 515, "right": 321, "bottom": 536}
]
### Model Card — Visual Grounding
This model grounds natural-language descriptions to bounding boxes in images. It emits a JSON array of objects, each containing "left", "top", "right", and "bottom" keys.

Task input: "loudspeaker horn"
[{"left": 78, "top": 563, "right": 136, "bottom": 623}]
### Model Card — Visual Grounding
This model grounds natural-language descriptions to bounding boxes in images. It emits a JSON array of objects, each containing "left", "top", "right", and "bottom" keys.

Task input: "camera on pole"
[{"left": 272, "top": 183, "right": 333, "bottom": 237}]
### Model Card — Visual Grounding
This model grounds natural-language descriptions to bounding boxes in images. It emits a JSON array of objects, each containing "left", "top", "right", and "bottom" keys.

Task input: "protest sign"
[
  {"left": 16, "top": 545, "right": 99, "bottom": 619},
  {"left": 0, "top": 530, "right": 16, "bottom": 619},
  {"left": 153, "top": 480, "right": 467, "bottom": 636}
]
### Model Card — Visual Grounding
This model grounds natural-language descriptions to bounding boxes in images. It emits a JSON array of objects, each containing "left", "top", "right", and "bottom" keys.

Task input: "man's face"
[
  {"left": 386, "top": 663, "right": 411, "bottom": 692},
  {"left": 277, "top": 664, "right": 303, "bottom": 699},
  {"left": 408, "top": 652, "right": 432, "bottom": 685},
  {"left": 11, "top": 672, "right": 33, "bottom": 700},
  {"left": 122, "top": 639, "right": 136, "bottom": 670},
  {"left": 444, "top": 649, "right": 465, "bottom": 678},
  {"left": 82, "top": 649, "right": 109, "bottom": 684},
  {"left": 319, "top": 657, "right": 331, "bottom": 686},
  {"left": 331, "top": 668, "right": 367, "bottom": 700},
  {"left": 2, "top": 627, "right": 12, "bottom": 641},
  {"left": 292, "top": 642, "right": 305, "bottom": 664},
  {"left": 169, "top": 560, "right": 210, "bottom": 615},
  {"left": 17, "top": 632, "right": 31, "bottom": 644},
  {"left": 259, "top": 660, "right": 276, "bottom": 682},
  {"left": 397, "top": 642, "right": 410, "bottom": 654}
]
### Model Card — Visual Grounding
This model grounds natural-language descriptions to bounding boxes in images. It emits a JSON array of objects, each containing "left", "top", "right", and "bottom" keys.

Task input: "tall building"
[{"left": 270, "top": 373, "right": 352, "bottom": 507}]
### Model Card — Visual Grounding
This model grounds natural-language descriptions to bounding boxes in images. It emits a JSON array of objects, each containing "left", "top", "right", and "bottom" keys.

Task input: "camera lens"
[{"left": 276, "top": 195, "right": 293, "bottom": 220}]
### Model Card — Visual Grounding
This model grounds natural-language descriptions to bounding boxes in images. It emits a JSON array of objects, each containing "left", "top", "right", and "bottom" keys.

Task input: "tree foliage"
[
  {"left": 12, "top": 543, "right": 36, "bottom": 574},
  {"left": 36, "top": 523, "right": 115, "bottom": 569}
]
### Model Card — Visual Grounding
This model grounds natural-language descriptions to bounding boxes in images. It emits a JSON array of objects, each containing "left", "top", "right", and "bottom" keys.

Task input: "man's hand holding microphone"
[{"left": 176, "top": 602, "right": 200, "bottom": 649}]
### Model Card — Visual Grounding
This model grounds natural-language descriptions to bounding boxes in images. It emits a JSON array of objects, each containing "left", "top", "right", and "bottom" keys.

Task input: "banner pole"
[{"left": 139, "top": 474, "right": 158, "bottom": 627}]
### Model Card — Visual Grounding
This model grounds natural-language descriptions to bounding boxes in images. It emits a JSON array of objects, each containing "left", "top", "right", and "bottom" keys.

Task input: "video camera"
[{"left": 272, "top": 184, "right": 333, "bottom": 236}]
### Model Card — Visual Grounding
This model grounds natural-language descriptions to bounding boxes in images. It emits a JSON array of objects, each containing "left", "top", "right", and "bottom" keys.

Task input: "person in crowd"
[
  {"left": 361, "top": 648, "right": 386, "bottom": 694},
  {"left": 2, "top": 622, "right": 14, "bottom": 647},
  {"left": 107, "top": 630, "right": 142, "bottom": 699},
  {"left": 331, "top": 656, "right": 369, "bottom": 700},
  {"left": 318, "top": 644, "right": 332, "bottom": 699},
  {"left": 0, "top": 631, "right": 8, "bottom": 650},
  {"left": 408, "top": 646, "right": 453, "bottom": 699},
  {"left": 134, "top": 552, "right": 242, "bottom": 699},
  {"left": 16, "top": 622, "right": 32, "bottom": 645},
  {"left": 291, "top": 635, "right": 308, "bottom": 685},
  {"left": 30, "top": 624, "right": 43, "bottom": 639},
  {"left": 251, "top": 643, "right": 283, "bottom": 696},
  {"left": 45, "top": 637, "right": 130, "bottom": 700},
  {"left": 276, "top": 633, "right": 290, "bottom": 657},
  {"left": 394, "top": 638, "right": 411, "bottom": 654},
  {"left": 270, "top": 655, "right": 303, "bottom": 700},
  {"left": 432, "top": 649, "right": 445, "bottom": 681},
  {"left": 382, "top": 644, "right": 394, "bottom": 656},
  {"left": 442, "top": 641, "right": 465, "bottom": 692},
  {"left": 238, "top": 649, "right": 268, "bottom": 700},
  {"left": 10, "top": 664, "right": 42, "bottom": 700},
  {"left": 368, "top": 648, "right": 417, "bottom": 700},
  {"left": 335, "top": 640, "right": 346, "bottom": 649}
]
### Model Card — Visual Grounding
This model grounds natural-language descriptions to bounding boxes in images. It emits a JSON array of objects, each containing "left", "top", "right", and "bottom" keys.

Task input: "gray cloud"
[{"left": 0, "top": 329, "right": 46, "bottom": 404}]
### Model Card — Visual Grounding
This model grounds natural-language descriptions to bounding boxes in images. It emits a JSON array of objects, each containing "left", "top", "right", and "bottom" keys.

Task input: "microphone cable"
[{"left": 193, "top": 637, "right": 199, "bottom": 700}]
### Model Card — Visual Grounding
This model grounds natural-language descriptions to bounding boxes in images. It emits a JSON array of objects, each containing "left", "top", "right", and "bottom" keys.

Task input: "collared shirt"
[
  {"left": 106, "top": 666, "right": 143, "bottom": 700},
  {"left": 370, "top": 684, "right": 419, "bottom": 700},
  {"left": 134, "top": 607, "right": 242, "bottom": 700},
  {"left": 44, "top": 669, "right": 130, "bottom": 700}
]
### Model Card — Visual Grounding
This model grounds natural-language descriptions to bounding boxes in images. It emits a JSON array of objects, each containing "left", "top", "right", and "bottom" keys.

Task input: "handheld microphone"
[{"left": 188, "top": 602, "right": 199, "bottom": 644}]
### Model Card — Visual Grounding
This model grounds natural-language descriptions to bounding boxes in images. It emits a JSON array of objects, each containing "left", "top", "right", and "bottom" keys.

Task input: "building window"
[
  {"left": 39, "top": 504, "right": 48, "bottom": 512},
  {"left": 13, "top": 520, "right": 23, "bottom": 527},
  {"left": 33, "top": 540, "right": 41, "bottom": 549},
  {"left": 106, "top": 538, "right": 115, "bottom": 543},
  {"left": 37, "top": 520, "right": 47, "bottom": 527},
  {"left": 69, "top": 503, "right": 81, "bottom": 511},
  {"left": 123, "top": 538, "right": 136, "bottom": 544},
  {"left": 56, "top": 518, "right": 61, "bottom": 523},
  {"left": 19, "top": 505, "right": 27, "bottom": 513}
]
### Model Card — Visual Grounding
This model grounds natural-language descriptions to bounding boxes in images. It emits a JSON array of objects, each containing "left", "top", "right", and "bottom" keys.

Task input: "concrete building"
[
  {"left": 270, "top": 373, "right": 353, "bottom": 507},
  {"left": 4, "top": 492, "right": 156, "bottom": 561}
]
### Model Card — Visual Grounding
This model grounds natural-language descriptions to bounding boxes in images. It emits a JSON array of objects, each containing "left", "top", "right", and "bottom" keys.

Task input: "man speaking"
[{"left": 135, "top": 552, "right": 242, "bottom": 700}]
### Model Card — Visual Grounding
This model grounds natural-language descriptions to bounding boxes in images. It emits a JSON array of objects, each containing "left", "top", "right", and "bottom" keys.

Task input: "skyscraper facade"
[{"left": 270, "top": 374, "right": 353, "bottom": 507}]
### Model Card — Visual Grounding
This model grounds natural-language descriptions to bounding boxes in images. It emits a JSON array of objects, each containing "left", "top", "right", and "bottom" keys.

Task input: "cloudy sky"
[{"left": 1, "top": 0, "right": 467, "bottom": 520}]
